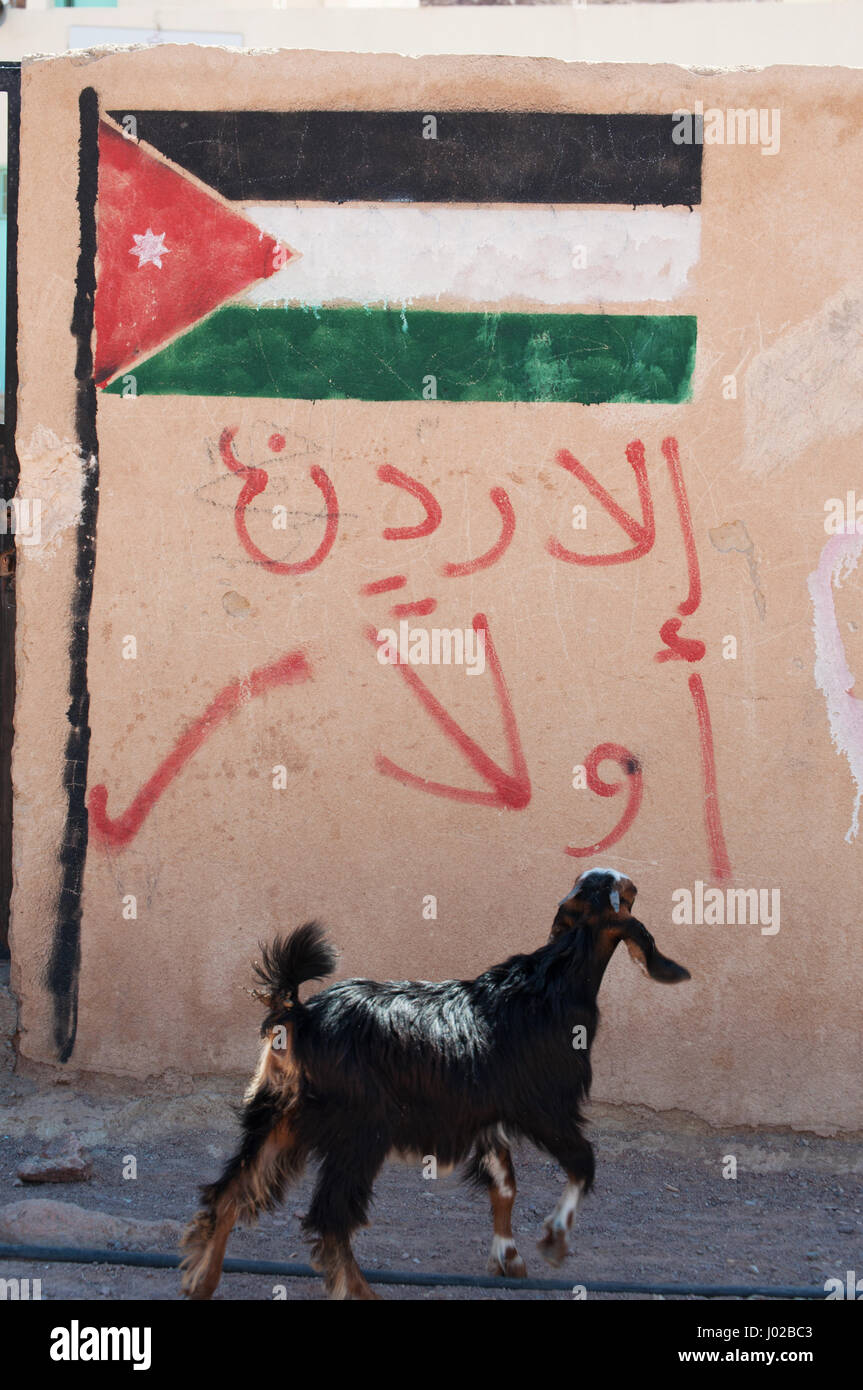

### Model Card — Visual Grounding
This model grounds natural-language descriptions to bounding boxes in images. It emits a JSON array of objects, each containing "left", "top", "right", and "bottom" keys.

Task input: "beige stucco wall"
[{"left": 9, "top": 47, "right": 863, "bottom": 1133}]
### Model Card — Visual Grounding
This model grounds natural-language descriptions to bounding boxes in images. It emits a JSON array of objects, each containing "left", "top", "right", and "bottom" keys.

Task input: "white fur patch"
[
  {"left": 485, "top": 1151, "right": 513, "bottom": 1199},
  {"left": 560, "top": 866, "right": 627, "bottom": 906},
  {"left": 490, "top": 1235, "right": 519, "bottom": 1266},
  {"left": 548, "top": 1180, "right": 584, "bottom": 1233}
]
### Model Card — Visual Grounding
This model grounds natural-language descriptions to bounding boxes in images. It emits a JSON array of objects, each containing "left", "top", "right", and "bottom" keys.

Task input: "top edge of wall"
[{"left": 3, "top": 4, "right": 863, "bottom": 70}]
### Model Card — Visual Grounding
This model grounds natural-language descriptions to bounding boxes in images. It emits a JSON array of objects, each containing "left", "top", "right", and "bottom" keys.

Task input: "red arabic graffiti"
[
  {"left": 367, "top": 614, "right": 530, "bottom": 810},
  {"left": 88, "top": 430, "right": 732, "bottom": 881},
  {"left": 661, "top": 434, "right": 701, "bottom": 617},
  {"left": 564, "top": 744, "right": 643, "bottom": 858},
  {"left": 656, "top": 618, "right": 706, "bottom": 664},
  {"left": 687, "top": 672, "right": 732, "bottom": 880},
  {"left": 88, "top": 649, "right": 312, "bottom": 849},
  {"left": 378, "top": 464, "right": 442, "bottom": 540},
  {"left": 544, "top": 435, "right": 729, "bottom": 876},
  {"left": 360, "top": 575, "right": 407, "bottom": 597},
  {"left": 219, "top": 426, "right": 338, "bottom": 575},
  {"left": 441, "top": 487, "right": 516, "bottom": 578},
  {"left": 391, "top": 597, "right": 438, "bottom": 619},
  {"left": 547, "top": 440, "right": 654, "bottom": 566}
]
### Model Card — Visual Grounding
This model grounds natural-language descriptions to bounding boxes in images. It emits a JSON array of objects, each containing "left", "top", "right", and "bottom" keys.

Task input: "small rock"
[
  {"left": 0, "top": 1199, "right": 182, "bottom": 1250},
  {"left": 17, "top": 1135, "right": 93, "bottom": 1185}
]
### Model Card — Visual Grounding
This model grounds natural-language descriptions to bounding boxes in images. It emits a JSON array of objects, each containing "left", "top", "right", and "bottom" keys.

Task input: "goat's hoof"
[
  {"left": 180, "top": 1275, "right": 218, "bottom": 1300},
  {"left": 327, "top": 1281, "right": 382, "bottom": 1301},
  {"left": 179, "top": 1262, "right": 218, "bottom": 1301},
  {"left": 487, "top": 1243, "right": 527, "bottom": 1279},
  {"left": 537, "top": 1224, "right": 569, "bottom": 1268}
]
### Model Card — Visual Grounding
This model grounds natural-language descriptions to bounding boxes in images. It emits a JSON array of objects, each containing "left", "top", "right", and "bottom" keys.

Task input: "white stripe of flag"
[{"left": 242, "top": 203, "right": 700, "bottom": 310}]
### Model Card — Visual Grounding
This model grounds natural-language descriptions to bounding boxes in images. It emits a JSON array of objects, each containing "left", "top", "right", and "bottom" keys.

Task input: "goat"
[{"left": 180, "top": 866, "right": 690, "bottom": 1300}]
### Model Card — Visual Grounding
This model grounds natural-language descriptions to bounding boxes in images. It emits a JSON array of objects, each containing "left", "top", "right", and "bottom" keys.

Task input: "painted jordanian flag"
[{"left": 96, "top": 111, "right": 700, "bottom": 403}]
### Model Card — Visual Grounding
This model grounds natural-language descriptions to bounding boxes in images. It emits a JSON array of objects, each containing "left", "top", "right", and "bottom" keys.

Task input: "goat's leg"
[
  {"left": 309, "top": 1232, "right": 379, "bottom": 1302},
  {"left": 468, "top": 1144, "right": 527, "bottom": 1278},
  {"left": 534, "top": 1133, "right": 595, "bottom": 1268},
  {"left": 303, "top": 1134, "right": 388, "bottom": 1300},
  {"left": 180, "top": 1093, "right": 306, "bottom": 1300}
]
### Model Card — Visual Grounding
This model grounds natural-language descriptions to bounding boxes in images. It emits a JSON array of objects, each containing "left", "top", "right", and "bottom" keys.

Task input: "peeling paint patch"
[
  {"left": 808, "top": 528, "right": 863, "bottom": 841},
  {"left": 17, "top": 426, "right": 92, "bottom": 564},
  {"left": 222, "top": 590, "right": 252, "bottom": 619},
  {"left": 743, "top": 286, "right": 863, "bottom": 477},
  {"left": 709, "top": 520, "right": 766, "bottom": 619}
]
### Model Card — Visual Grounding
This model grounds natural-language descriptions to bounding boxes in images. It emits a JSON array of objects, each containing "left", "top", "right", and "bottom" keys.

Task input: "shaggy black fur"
[
  {"left": 259, "top": 920, "right": 601, "bottom": 1171},
  {"left": 181, "top": 869, "right": 690, "bottom": 1299}
]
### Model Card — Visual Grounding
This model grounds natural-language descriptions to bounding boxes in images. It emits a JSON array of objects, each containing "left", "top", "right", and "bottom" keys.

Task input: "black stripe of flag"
[{"left": 107, "top": 110, "right": 702, "bottom": 206}]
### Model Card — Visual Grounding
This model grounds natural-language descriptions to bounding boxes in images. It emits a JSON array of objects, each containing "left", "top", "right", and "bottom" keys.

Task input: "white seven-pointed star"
[{"left": 129, "top": 229, "right": 171, "bottom": 270}]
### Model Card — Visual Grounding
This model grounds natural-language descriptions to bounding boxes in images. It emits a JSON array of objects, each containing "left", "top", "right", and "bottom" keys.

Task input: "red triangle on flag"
[{"left": 93, "top": 121, "right": 294, "bottom": 387}]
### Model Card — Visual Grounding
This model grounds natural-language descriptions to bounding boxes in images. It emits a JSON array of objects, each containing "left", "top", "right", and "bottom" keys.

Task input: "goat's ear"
[
  {"left": 549, "top": 883, "right": 592, "bottom": 938},
  {"left": 550, "top": 900, "right": 580, "bottom": 939},
  {"left": 622, "top": 919, "right": 690, "bottom": 984}
]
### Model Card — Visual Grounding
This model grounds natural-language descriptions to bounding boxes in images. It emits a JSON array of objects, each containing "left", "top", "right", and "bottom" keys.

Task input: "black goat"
[{"left": 180, "top": 866, "right": 690, "bottom": 1299}]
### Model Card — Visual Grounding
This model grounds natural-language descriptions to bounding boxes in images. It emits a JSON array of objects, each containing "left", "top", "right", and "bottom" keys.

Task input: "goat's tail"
[{"left": 253, "top": 921, "right": 337, "bottom": 1011}]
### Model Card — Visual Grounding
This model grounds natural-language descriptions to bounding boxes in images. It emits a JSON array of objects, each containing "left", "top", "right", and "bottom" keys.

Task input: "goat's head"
[{"left": 551, "top": 866, "right": 690, "bottom": 985}]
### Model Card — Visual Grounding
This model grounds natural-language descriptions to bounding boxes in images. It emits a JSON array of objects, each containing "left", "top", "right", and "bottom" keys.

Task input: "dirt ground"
[{"left": 0, "top": 1070, "right": 861, "bottom": 1301}]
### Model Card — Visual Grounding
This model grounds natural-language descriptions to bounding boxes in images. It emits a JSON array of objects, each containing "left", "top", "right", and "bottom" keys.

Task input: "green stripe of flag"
[{"left": 104, "top": 306, "right": 697, "bottom": 404}]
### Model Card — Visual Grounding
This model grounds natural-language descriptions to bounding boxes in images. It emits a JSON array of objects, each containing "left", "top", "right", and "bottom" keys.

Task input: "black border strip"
[
  {"left": 0, "top": 62, "right": 21, "bottom": 961},
  {"left": 107, "top": 110, "right": 702, "bottom": 206},
  {"left": 1, "top": 65, "right": 20, "bottom": 478},
  {"left": 45, "top": 86, "right": 100, "bottom": 1061}
]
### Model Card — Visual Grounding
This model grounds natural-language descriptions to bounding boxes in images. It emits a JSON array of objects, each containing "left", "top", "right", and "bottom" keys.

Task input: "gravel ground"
[{"left": 1, "top": 1074, "right": 861, "bottom": 1301}]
